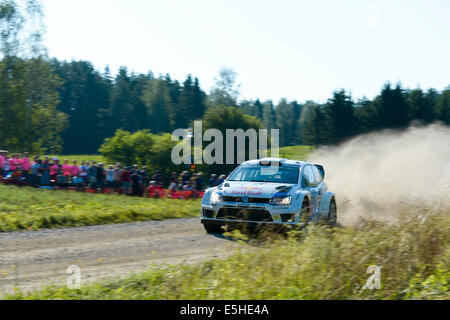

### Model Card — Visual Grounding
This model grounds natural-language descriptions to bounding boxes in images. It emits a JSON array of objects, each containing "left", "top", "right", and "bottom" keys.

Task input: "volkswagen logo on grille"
[{"left": 241, "top": 196, "right": 249, "bottom": 203}]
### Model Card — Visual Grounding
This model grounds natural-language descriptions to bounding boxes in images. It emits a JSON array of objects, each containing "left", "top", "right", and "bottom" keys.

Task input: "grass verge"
[
  {"left": 9, "top": 211, "right": 449, "bottom": 300},
  {"left": 277, "top": 145, "right": 315, "bottom": 161},
  {"left": 48, "top": 155, "right": 105, "bottom": 164},
  {"left": 0, "top": 184, "right": 200, "bottom": 232}
]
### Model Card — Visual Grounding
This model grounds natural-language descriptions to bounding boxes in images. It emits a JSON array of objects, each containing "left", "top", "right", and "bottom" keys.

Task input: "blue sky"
[{"left": 41, "top": 0, "right": 450, "bottom": 103}]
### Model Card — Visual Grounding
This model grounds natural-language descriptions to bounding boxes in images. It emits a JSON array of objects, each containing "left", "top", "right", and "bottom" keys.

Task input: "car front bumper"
[{"left": 201, "top": 201, "right": 304, "bottom": 226}]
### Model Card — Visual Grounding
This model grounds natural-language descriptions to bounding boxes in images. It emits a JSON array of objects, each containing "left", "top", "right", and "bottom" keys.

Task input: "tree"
[
  {"left": 371, "top": 83, "right": 410, "bottom": 129},
  {"left": 102, "top": 67, "right": 133, "bottom": 135},
  {"left": 130, "top": 73, "right": 153, "bottom": 131},
  {"left": 99, "top": 129, "right": 141, "bottom": 166},
  {"left": 254, "top": 99, "right": 264, "bottom": 120},
  {"left": 354, "top": 97, "right": 378, "bottom": 134},
  {"left": 408, "top": 88, "right": 434, "bottom": 124},
  {"left": 143, "top": 78, "right": 171, "bottom": 134},
  {"left": 201, "top": 106, "right": 263, "bottom": 175},
  {"left": 208, "top": 67, "right": 240, "bottom": 107},
  {"left": 0, "top": 0, "right": 67, "bottom": 153},
  {"left": 434, "top": 88, "right": 450, "bottom": 125},
  {"left": 326, "top": 90, "right": 356, "bottom": 144},
  {"left": 262, "top": 100, "right": 276, "bottom": 130},
  {"left": 301, "top": 106, "right": 332, "bottom": 146},
  {"left": 52, "top": 60, "right": 111, "bottom": 154},
  {"left": 99, "top": 129, "right": 180, "bottom": 181},
  {"left": 275, "top": 99, "right": 294, "bottom": 147},
  {"left": 289, "top": 101, "right": 302, "bottom": 145},
  {"left": 296, "top": 101, "right": 317, "bottom": 145},
  {"left": 191, "top": 77, "right": 206, "bottom": 120}
]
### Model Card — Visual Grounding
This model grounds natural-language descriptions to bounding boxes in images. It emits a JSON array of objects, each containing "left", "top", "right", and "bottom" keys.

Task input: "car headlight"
[
  {"left": 270, "top": 196, "right": 292, "bottom": 206},
  {"left": 210, "top": 191, "right": 223, "bottom": 203}
]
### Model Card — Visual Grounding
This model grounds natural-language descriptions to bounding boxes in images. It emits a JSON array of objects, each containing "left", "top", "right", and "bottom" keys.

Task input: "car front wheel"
[
  {"left": 203, "top": 222, "right": 223, "bottom": 234},
  {"left": 299, "top": 199, "right": 311, "bottom": 227},
  {"left": 328, "top": 199, "right": 337, "bottom": 227}
]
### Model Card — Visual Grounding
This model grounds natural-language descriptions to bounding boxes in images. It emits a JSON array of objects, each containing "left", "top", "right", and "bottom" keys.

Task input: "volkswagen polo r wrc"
[{"left": 200, "top": 158, "right": 337, "bottom": 233}]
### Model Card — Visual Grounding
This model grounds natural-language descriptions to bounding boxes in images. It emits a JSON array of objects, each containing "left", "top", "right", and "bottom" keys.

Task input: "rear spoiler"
[{"left": 315, "top": 164, "right": 325, "bottom": 179}]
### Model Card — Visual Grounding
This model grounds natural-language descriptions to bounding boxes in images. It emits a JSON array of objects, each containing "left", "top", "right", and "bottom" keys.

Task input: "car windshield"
[{"left": 228, "top": 165, "right": 300, "bottom": 184}]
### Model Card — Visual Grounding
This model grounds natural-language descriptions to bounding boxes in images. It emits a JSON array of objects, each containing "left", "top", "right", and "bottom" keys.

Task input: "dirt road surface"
[{"left": 0, "top": 218, "right": 237, "bottom": 297}]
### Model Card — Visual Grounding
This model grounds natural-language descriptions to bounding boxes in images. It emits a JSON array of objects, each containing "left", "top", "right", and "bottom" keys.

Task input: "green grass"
[
  {"left": 48, "top": 155, "right": 105, "bottom": 164},
  {"left": 0, "top": 184, "right": 200, "bottom": 232},
  {"left": 9, "top": 211, "right": 449, "bottom": 300},
  {"left": 277, "top": 145, "right": 315, "bottom": 161}
]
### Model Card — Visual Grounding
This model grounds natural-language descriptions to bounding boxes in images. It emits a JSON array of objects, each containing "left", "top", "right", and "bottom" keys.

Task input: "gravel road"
[{"left": 0, "top": 218, "right": 237, "bottom": 297}]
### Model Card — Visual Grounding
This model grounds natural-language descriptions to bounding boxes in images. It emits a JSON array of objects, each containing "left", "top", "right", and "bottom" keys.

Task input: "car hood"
[{"left": 220, "top": 181, "right": 296, "bottom": 198}]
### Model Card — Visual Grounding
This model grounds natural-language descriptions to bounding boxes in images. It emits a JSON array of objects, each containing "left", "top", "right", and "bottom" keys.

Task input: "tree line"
[
  {"left": 29, "top": 59, "right": 450, "bottom": 154},
  {"left": 51, "top": 61, "right": 207, "bottom": 154},
  {"left": 238, "top": 85, "right": 450, "bottom": 147},
  {"left": 1, "top": 0, "right": 449, "bottom": 157}
]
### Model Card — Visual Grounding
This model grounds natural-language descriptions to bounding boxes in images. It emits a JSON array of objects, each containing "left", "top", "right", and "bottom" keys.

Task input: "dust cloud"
[{"left": 307, "top": 124, "right": 450, "bottom": 225}]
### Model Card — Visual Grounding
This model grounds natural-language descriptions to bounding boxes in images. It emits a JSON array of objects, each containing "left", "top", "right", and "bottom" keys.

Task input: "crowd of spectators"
[{"left": 0, "top": 150, "right": 228, "bottom": 198}]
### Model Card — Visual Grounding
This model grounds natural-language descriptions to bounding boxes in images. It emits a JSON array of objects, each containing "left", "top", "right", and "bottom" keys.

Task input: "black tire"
[
  {"left": 328, "top": 199, "right": 337, "bottom": 227},
  {"left": 203, "top": 222, "right": 223, "bottom": 234},
  {"left": 299, "top": 199, "right": 311, "bottom": 227}
]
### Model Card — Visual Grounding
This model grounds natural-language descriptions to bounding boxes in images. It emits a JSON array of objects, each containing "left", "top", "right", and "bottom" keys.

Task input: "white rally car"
[{"left": 201, "top": 158, "right": 337, "bottom": 233}]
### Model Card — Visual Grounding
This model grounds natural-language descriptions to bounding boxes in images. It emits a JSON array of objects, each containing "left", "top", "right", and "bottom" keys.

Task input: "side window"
[
  {"left": 312, "top": 166, "right": 323, "bottom": 184},
  {"left": 302, "top": 166, "right": 316, "bottom": 187}
]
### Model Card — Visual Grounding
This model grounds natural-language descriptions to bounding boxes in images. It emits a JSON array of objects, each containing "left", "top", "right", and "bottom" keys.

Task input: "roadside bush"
[{"left": 99, "top": 130, "right": 182, "bottom": 177}]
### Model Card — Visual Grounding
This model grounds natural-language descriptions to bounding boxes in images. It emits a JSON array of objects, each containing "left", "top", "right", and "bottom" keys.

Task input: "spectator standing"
[
  {"left": 40, "top": 157, "right": 50, "bottom": 186},
  {"left": 218, "top": 174, "right": 226, "bottom": 185},
  {"left": 21, "top": 152, "right": 31, "bottom": 183},
  {"left": 130, "top": 169, "right": 141, "bottom": 196},
  {"left": 182, "top": 180, "right": 193, "bottom": 191},
  {"left": 0, "top": 150, "right": 6, "bottom": 177},
  {"left": 181, "top": 171, "right": 191, "bottom": 185},
  {"left": 62, "top": 159, "right": 72, "bottom": 177},
  {"left": 121, "top": 167, "right": 131, "bottom": 195},
  {"left": 114, "top": 165, "right": 122, "bottom": 191},
  {"left": 169, "top": 181, "right": 177, "bottom": 192},
  {"left": 209, "top": 174, "right": 219, "bottom": 187},
  {"left": 96, "top": 163, "right": 105, "bottom": 190},
  {"left": 170, "top": 172, "right": 178, "bottom": 184},
  {"left": 50, "top": 158, "right": 61, "bottom": 182},
  {"left": 71, "top": 161, "right": 80, "bottom": 179},
  {"left": 71, "top": 161, "right": 83, "bottom": 188},
  {"left": 8, "top": 154, "right": 16, "bottom": 171},
  {"left": 177, "top": 177, "right": 184, "bottom": 191},
  {"left": 80, "top": 161, "right": 89, "bottom": 185},
  {"left": 10, "top": 154, "right": 22, "bottom": 179},
  {"left": 194, "top": 173, "right": 203, "bottom": 191},
  {"left": 3, "top": 155, "right": 10, "bottom": 177},
  {"left": 152, "top": 170, "right": 162, "bottom": 186},
  {"left": 88, "top": 161, "right": 98, "bottom": 188},
  {"left": 11, "top": 154, "right": 23, "bottom": 179},
  {"left": 105, "top": 165, "right": 115, "bottom": 189},
  {"left": 31, "top": 157, "right": 41, "bottom": 186},
  {"left": 55, "top": 167, "right": 68, "bottom": 188},
  {"left": 147, "top": 181, "right": 156, "bottom": 197},
  {"left": 140, "top": 166, "right": 150, "bottom": 190}
]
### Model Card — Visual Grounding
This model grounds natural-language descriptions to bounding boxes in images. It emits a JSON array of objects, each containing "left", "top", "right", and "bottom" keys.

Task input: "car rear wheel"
[
  {"left": 203, "top": 222, "right": 223, "bottom": 234},
  {"left": 328, "top": 199, "right": 337, "bottom": 227}
]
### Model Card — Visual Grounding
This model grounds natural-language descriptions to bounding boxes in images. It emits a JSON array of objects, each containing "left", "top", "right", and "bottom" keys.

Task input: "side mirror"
[
  {"left": 301, "top": 176, "right": 310, "bottom": 188},
  {"left": 303, "top": 179, "right": 316, "bottom": 188}
]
